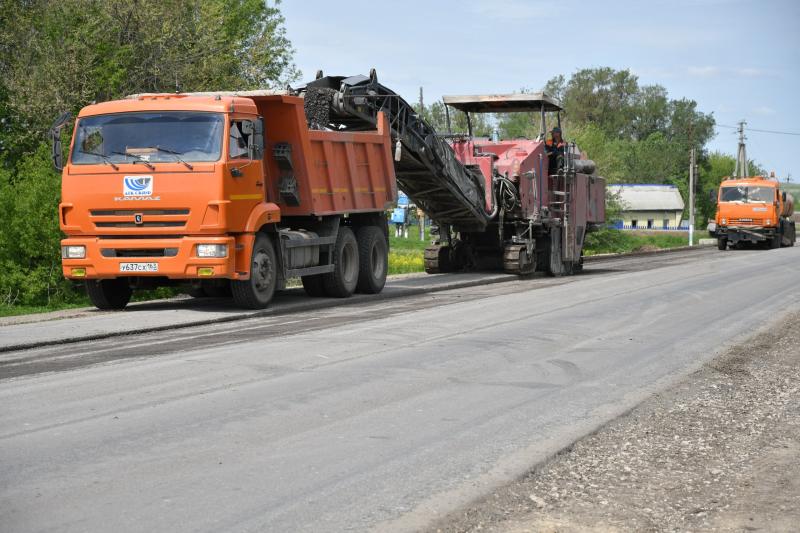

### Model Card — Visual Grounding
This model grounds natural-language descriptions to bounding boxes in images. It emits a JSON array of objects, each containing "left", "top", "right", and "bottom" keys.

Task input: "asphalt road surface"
[{"left": 1, "top": 246, "right": 798, "bottom": 532}]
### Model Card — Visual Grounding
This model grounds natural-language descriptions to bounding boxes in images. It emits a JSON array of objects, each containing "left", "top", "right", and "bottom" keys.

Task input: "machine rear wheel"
[
  {"left": 547, "top": 228, "right": 566, "bottom": 277},
  {"left": 85, "top": 279, "right": 132, "bottom": 310},
  {"left": 323, "top": 227, "right": 359, "bottom": 297},
  {"left": 503, "top": 244, "right": 535, "bottom": 275},
  {"left": 355, "top": 225, "right": 388, "bottom": 294},
  {"left": 424, "top": 245, "right": 453, "bottom": 273},
  {"left": 572, "top": 251, "right": 584, "bottom": 273},
  {"left": 231, "top": 233, "right": 277, "bottom": 309}
]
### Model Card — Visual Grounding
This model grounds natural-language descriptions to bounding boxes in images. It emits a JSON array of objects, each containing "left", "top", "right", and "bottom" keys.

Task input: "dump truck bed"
[{"left": 249, "top": 95, "right": 397, "bottom": 217}]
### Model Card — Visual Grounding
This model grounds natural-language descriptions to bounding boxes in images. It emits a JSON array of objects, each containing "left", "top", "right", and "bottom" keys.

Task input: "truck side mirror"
[
  {"left": 248, "top": 118, "right": 264, "bottom": 160},
  {"left": 782, "top": 191, "right": 787, "bottom": 203},
  {"left": 49, "top": 111, "right": 72, "bottom": 171},
  {"left": 709, "top": 189, "right": 717, "bottom": 203}
]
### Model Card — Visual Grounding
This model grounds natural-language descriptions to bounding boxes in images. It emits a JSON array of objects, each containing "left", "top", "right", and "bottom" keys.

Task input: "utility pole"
[
  {"left": 734, "top": 120, "right": 748, "bottom": 178},
  {"left": 688, "top": 148, "right": 694, "bottom": 246},
  {"left": 418, "top": 86, "right": 426, "bottom": 241}
]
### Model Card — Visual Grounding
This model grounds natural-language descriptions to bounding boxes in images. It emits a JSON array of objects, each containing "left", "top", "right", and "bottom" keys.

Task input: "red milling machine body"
[
  {"left": 436, "top": 93, "right": 606, "bottom": 275},
  {"left": 296, "top": 72, "right": 605, "bottom": 277}
]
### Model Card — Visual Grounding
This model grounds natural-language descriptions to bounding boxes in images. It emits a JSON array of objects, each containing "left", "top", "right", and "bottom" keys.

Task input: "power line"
[{"left": 716, "top": 123, "right": 800, "bottom": 136}]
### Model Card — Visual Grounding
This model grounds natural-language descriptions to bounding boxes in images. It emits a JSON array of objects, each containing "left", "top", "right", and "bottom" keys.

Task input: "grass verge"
[{"left": 583, "top": 229, "right": 710, "bottom": 256}]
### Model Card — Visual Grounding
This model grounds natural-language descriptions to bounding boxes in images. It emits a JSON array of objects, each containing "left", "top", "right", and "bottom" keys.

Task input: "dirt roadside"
[{"left": 431, "top": 311, "right": 800, "bottom": 533}]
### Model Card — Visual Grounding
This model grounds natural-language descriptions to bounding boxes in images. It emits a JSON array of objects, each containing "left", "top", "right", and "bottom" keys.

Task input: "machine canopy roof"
[{"left": 442, "top": 93, "right": 562, "bottom": 113}]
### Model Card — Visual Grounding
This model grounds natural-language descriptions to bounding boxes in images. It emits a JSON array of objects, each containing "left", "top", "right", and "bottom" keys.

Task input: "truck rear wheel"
[
  {"left": 355, "top": 225, "right": 388, "bottom": 294},
  {"left": 717, "top": 237, "right": 727, "bottom": 250},
  {"left": 323, "top": 227, "right": 359, "bottom": 297},
  {"left": 85, "top": 279, "right": 132, "bottom": 310},
  {"left": 231, "top": 232, "right": 277, "bottom": 309}
]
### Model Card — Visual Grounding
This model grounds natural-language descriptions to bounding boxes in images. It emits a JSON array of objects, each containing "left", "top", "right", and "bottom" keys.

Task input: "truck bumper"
[
  {"left": 715, "top": 226, "right": 775, "bottom": 244},
  {"left": 61, "top": 235, "right": 243, "bottom": 280}
]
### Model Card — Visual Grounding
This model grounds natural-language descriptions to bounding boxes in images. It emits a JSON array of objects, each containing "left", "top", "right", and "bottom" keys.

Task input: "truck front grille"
[
  {"left": 90, "top": 209, "right": 190, "bottom": 216},
  {"left": 95, "top": 221, "right": 185, "bottom": 228},
  {"left": 101, "top": 248, "right": 179, "bottom": 258},
  {"left": 729, "top": 218, "right": 764, "bottom": 225},
  {"left": 90, "top": 209, "right": 190, "bottom": 229}
]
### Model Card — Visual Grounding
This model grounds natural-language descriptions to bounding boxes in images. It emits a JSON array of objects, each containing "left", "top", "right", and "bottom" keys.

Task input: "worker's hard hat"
[{"left": 551, "top": 127, "right": 562, "bottom": 133}]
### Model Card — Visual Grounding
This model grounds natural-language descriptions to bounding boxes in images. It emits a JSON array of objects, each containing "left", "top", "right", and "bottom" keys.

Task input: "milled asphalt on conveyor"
[
  {"left": 0, "top": 246, "right": 714, "bottom": 354},
  {"left": 3, "top": 245, "right": 798, "bottom": 533}
]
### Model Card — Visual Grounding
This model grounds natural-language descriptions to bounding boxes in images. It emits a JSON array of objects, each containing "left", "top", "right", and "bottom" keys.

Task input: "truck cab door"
[{"left": 225, "top": 118, "right": 265, "bottom": 229}]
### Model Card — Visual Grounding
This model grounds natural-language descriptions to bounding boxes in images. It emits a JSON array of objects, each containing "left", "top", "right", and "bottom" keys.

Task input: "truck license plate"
[{"left": 119, "top": 262, "right": 159, "bottom": 273}]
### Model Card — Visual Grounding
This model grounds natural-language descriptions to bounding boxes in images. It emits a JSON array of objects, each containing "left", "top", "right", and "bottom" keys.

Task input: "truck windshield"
[
  {"left": 71, "top": 112, "right": 224, "bottom": 165},
  {"left": 720, "top": 186, "right": 774, "bottom": 203}
]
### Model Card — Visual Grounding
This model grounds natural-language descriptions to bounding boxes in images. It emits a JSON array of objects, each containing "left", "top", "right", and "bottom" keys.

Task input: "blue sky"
[{"left": 282, "top": 0, "right": 799, "bottom": 179}]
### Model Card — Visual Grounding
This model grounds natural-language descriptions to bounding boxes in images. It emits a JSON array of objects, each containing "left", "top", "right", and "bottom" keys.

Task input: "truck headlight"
[
  {"left": 196, "top": 244, "right": 228, "bottom": 258},
  {"left": 721, "top": 218, "right": 726, "bottom": 225},
  {"left": 61, "top": 245, "right": 86, "bottom": 259}
]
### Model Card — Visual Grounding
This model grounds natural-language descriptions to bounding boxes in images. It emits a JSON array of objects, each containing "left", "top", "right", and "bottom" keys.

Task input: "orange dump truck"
[
  {"left": 53, "top": 92, "right": 396, "bottom": 309},
  {"left": 710, "top": 176, "right": 796, "bottom": 250}
]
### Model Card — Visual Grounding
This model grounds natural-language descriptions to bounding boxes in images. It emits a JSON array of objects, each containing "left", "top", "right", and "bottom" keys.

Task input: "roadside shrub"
[{"left": 0, "top": 143, "right": 82, "bottom": 306}]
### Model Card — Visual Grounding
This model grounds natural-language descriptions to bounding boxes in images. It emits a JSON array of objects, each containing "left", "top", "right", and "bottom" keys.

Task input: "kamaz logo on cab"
[{"left": 123, "top": 176, "right": 153, "bottom": 197}]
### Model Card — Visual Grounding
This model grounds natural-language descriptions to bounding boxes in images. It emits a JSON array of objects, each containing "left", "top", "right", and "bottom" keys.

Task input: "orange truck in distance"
[
  {"left": 709, "top": 176, "right": 796, "bottom": 250},
  {"left": 53, "top": 91, "right": 396, "bottom": 310}
]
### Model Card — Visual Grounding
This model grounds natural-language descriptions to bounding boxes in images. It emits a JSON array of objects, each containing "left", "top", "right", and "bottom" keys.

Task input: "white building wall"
[{"left": 620, "top": 210, "right": 683, "bottom": 229}]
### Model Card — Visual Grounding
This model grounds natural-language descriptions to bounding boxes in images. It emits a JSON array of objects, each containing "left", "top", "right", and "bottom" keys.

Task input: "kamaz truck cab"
[
  {"left": 710, "top": 176, "right": 796, "bottom": 249},
  {"left": 52, "top": 90, "right": 396, "bottom": 310}
]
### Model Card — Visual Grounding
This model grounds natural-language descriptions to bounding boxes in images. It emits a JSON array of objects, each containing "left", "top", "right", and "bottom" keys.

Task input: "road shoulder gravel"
[{"left": 431, "top": 310, "right": 800, "bottom": 533}]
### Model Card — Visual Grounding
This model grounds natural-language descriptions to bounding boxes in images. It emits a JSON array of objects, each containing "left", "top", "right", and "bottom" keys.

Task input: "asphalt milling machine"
[{"left": 295, "top": 70, "right": 605, "bottom": 277}]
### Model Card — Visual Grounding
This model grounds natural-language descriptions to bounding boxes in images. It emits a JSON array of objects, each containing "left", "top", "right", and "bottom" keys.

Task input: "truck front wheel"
[
  {"left": 717, "top": 237, "right": 727, "bottom": 250},
  {"left": 232, "top": 233, "right": 277, "bottom": 309},
  {"left": 323, "top": 227, "right": 359, "bottom": 297},
  {"left": 355, "top": 225, "right": 388, "bottom": 294},
  {"left": 85, "top": 279, "right": 132, "bottom": 310}
]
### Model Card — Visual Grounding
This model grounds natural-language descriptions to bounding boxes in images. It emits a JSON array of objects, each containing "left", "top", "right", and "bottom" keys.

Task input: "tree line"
[
  {"left": 0, "top": 0, "right": 297, "bottom": 309},
  {"left": 0, "top": 3, "right": 763, "bottom": 310}
]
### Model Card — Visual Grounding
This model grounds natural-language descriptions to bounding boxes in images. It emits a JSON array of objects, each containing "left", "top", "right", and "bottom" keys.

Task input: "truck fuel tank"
[{"left": 280, "top": 229, "right": 320, "bottom": 269}]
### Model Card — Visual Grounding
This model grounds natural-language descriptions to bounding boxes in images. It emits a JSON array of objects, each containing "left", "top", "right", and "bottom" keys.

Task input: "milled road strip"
[
  {"left": 1, "top": 285, "right": 557, "bottom": 378},
  {"left": 0, "top": 246, "right": 715, "bottom": 354},
  {"left": 429, "top": 310, "right": 800, "bottom": 533}
]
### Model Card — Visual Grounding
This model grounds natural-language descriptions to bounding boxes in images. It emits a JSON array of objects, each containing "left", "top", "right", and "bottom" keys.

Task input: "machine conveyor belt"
[{"left": 296, "top": 73, "right": 491, "bottom": 232}]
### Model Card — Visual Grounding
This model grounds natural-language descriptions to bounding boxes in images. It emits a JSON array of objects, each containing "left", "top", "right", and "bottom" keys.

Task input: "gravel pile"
[
  {"left": 304, "top": 87, "right": 336, "bottom": 129},
  {"left": 431, "top": 311, "right": 800, "bottom": 532}
]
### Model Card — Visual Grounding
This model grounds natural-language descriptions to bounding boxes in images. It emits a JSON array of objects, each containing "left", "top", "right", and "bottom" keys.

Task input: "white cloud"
[
  {"left": 752, "top": 106, "right": 776, "bottom": 116},
  {"left": 687, "top": 66, "right": 722, "bottom": 78}
]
